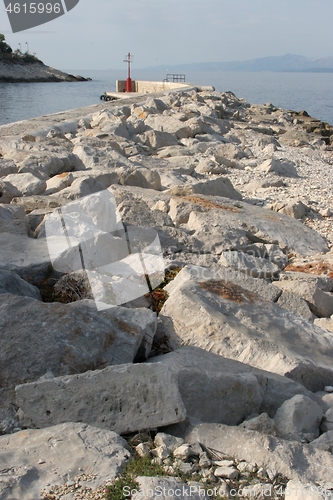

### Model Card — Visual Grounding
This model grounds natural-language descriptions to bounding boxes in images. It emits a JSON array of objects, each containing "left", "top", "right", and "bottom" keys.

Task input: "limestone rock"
[
  {"left": 0, "top": 270, "right": 41, "bottom": 300},
  {"left": 194, "top": 158, "right": 227, "bottom": 174},
  {"left": 118, "top": 166, "right": 162, "bottom": 191},
  {"left": 160, "top": 266, "right": 333, "bottom": 391},
  {"left": 173, "top": 444, "right": 192, "bottom": 460},
  {"left": 147, "top": 346, "right": 318, "bottom": 420},
  {"left": 136, "top": 443, "right": 151, "bottom": 458},
  {"left": 0, "top": 232, "right": 52, "bottom": 281},
  {"left": 245, "top": 178, "right": 285, "bottom": 192},
  {"left": 144, "top": 115, "right": 193, "bottom": 139},
  {"left": 72, "top": 143, "right": 126, "bottom": 170},
  {"left": 279, "top": 270, "right": 333, "bottom": 292},
  {"left": 58, "top": 175, "right": 110, "bottom": 200},
  {"left": 191, "top": 177, "right": 242, "bottom": 200},
  {"left": 0, "top": 179, "right": 21, "bottom": 204},
  {"left": 0, "top": 423, "right": 130, "bottom": 500},
  {"left": 10, "top": 194, "right": 68, "bottom": 212},
  {"left": 259, "top": 158, "right": 298, "bottom": 177},
  {"left": 310, "top": 430, "right": 333, "bottom": 453},
  {"left": 0, "top": 204, "right": 28, "bottom": 235},
  {"left": 314, "top": 317, "right": 333, "bottom": 333},
  {"left": 45, "top": 171, "right": 74, "bottom": 195},
  {"left": 16, "top": 363, "right": 186, "bottom": 433},
  {"left": 219, "top": 250, "right": 280, "bottom": 279},
  {"left": 16, "top": 153, "right": 80, "bottom": 177},
  {"left": 154, "top": 433, "right": 184, "bottom": 452},
  {"left": 0, "top": 294, "right": 156, "bottom": 388},
  {"left": 275, "top": 279, "right": 333, "bottom": 318},
  {"left": 214, "top": 467, "right": 238, "bottom": 479},
  {"left": 263, "top": 243, "right": 288, "bottom": 269},
  {"left": 274, "top": 395, "right": 323, "bottom": 440},
  {"left": 183, "top": 194, "right": 328, "bottom": 256},
  {"left": 240, "top": 413, "right": 277, "bottom": 436},
  {"left": 320, "top": 407, "right": 333, "bottom": 432},
  {"left": 26, "top": 207, "right": 53, "bottom": 234},
  {"left": 277, "top": 291, "right": 315, "bottom": 322},
  {"left": 314, "top": 391, "right": 333, "bottom": 412},
  {"left": 148, "top": 347, "right": 263, "bottom": 425},
  {"left": 4, "top": 172, "right": 47, "bottom": 196},
  {"left": 0, "top": 158, "right": 18, "bottom": 177},
  {"left": 140, "top": 129, "right": 178, "bottom": 150},
  {"left": 271, "top": 200, "right": 309, "bottom": 219}
]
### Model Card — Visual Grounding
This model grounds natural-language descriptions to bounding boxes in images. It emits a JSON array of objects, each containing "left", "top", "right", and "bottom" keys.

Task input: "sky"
[{"left": 1, "top": 0, "right": 333, "bottom": 71}]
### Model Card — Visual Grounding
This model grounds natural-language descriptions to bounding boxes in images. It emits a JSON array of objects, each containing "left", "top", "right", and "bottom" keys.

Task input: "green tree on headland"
[{"left": 0, "top": 34, "right": 13, "bottom": 54}]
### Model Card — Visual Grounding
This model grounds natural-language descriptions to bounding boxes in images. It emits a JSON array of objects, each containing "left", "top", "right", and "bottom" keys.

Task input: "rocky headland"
[
  {"left": 0, "top": 56, "right": 90, "bottom": 83},
  {"left": 0, "top": 88, "right": 333, "bottom": 500},
  {"left": 0, "top": 34, "right": 89, "bottom": 83}
]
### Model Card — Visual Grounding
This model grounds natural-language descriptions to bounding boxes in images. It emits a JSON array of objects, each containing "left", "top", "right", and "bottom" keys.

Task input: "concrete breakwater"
[{"left": 0, "top": 89, "right": 333, "bottom": 499}]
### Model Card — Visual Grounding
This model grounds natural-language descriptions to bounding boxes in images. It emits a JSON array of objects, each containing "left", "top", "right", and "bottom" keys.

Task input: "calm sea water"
[{"left": 1, "top": 69, "right": 333, "bottom": 126}]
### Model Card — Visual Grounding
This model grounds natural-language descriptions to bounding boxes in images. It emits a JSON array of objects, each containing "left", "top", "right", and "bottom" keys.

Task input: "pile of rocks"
[
  {"left": 41, "top": 431, "right": 291, "bottom": 500},
  {"left": 0, "top": 88, "right": 333, "bottom": 499}
]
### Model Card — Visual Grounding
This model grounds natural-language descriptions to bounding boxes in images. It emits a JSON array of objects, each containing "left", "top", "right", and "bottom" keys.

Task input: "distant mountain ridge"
[{"left": 147, "top": 54, "right": 333, "bottom": 73}]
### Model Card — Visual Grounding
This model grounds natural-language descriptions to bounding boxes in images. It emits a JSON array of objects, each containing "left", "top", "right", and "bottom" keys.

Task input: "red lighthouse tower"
[{"left": 124, "top": 52, "right": 133, "bottom": 92}]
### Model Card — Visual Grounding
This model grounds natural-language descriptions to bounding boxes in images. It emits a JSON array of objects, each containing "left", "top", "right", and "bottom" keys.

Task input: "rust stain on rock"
[
  {"left": 182, "top": 195, "right": 240, "bottom": 212},
  {"left": 103, "top": 330, "right": 116, "bottom": 350},
  {"left": 198, "top": 279, "right": 260, "bottom": 303},
  {"left": 285, "top": 261, "right": 333, "bottom": 279}
]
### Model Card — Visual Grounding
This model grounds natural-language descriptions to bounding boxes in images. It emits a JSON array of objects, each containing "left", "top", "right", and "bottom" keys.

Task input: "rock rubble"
[{"left": 0, "top": 88, "right": 333, "bottom": 499}]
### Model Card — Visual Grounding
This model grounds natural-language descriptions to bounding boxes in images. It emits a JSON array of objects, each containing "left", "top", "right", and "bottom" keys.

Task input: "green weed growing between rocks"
[{"left": 104, "top": 456, "right": 165, "bottom": 500}]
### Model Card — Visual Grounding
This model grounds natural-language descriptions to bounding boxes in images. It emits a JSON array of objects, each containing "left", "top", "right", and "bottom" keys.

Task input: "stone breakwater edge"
[
  {"left": 2, "top": 69, "right": 333, "bottom": 127},
  {"left": 0, "top": 88, "right": 333, "bottom": 499}
]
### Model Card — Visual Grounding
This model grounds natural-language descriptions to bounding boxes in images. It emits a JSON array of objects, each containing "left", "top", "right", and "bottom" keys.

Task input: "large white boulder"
[
  {"left": 45, "top": 171, "right": 74, "bottom": 195},
  {"left": 182, "top": 194, "right": 328, "bottom": 256},
  {"left": 0, "top": 423, "right": 130, "bottom": 500},
  {"left": 4, "top": 172, "right": 46, "bottom": 196},
  {"left": 160, "top": 266, "right": 333, "bottom": 392},
  {"left": 117, "top": 166, "right": 162, "bottom": 191},
  {"left": 139, "top": 129, "right": 178, "bottom": 150},
  {"left": 147, "top": 347, "right": 317, "bottom": 421},
  {"left": 273, "top": 395, "right": 323, "bottom": 440},
  {"left": 144, "top": 114, "right": 193, "bottom": 139},
  {"left": 0, "top": 294, "right": 156, "bottom": 389},
  {"left": 16, "top": 362, "right": 186, "bottom": 434}
]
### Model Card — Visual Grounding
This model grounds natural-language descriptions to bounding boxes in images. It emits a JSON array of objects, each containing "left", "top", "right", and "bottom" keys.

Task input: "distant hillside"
[
  {"left": 148, "top": 54, "right": 333, "bottom": 73},
  {"left": 0, "top": 33, "right": 89, "bottom": 83}
]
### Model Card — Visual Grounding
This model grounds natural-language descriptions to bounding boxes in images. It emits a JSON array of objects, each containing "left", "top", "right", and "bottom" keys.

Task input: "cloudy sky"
[{"left": 1, "top": 0, "right": 333, "bottom": 70}]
